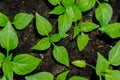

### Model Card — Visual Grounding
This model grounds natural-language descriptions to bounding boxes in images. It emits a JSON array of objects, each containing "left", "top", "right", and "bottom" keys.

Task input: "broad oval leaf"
[
  {"left": 95, "top": 3, "right": 113, "bottom": 26},
  {"left": 62, "top": 0, "right": 74, "bottom": 8},
  {"left": 72, "top": 60, "right": 87, "bottom": 68},
  {"left": 100, "top": 23, "right": 120, "bottom": 38},
  {"left": 53, "top": 46, "right": 69, "bottom": 67},
  {"left": 58, "top": 13, "right": 72, "bottom": 38},
  {"left": 12, "top": 54, "right": 41, "bottom": 75},
  {"left": 0, "top": 13, "right": 9, "bottom": 27},
  {"left": 56, "top": 70, "right": 69, "bottom": 80},
  {"left": 50, "top": 34, "right": 61, "bottom": 43},
  {"left": 48, "top": 0, "right": 61, "bottom": 6},
  {"left": 96, "top": 53, "right": 109, "bottom": 76},
  {"left": 69, "top": 76, "right": 88, "bottom": 80},
  {"left": 25, "top": 72, "right": 54, "bottom": 80},
  {"left": 13, "top": 13, "right": 33, "bottom": 30},
  {"left": 66, "top": 5, "right": 82, "bottom": 22},
  {"left": 2, "top": 62, "right": 13, "bottom": 80},
  {"left": 77, "top": 0, "right": 96, "bottom": 12},
  {"left": 50, "top": 5, "right": 65, "bottom": 15},
  {"left": 77, "top": 33, "right": 89, "bottom": 51},
  {"left": 105, "top": 70, "right": 120, "bottom": 80},
  {"left": 0, "top": 21, "right": 18, "bottom": 51},
  {"left": 0, "top": 52, "right": 5, "bottom": 67},
  {"left": 108, "top": 41, "right": 120, "bottom": 66},
  {"left": 36, "top": 12, "right": 52, "bottom": 36},
  {"left": 32, "top": 37, "right": 51, "bottom": 50},
  {"left": 79, "top": 22, "right": 99, "bottom": 32}
]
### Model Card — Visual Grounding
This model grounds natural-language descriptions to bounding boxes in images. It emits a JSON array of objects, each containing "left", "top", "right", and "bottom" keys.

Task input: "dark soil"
[{"left": 0, "top": 0, "right": 120, "bottom": 80}]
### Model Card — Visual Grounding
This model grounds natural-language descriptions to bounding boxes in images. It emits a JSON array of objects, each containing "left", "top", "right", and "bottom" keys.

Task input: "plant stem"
[
  {"left": 87, "top": 63, "right": 96, "bottom": 70},
  {"left": 97, "top": 0, "right": 101, "bottom": 5},
  {"left": 7, "top": 50, "right": 9, "bottom": 56}
]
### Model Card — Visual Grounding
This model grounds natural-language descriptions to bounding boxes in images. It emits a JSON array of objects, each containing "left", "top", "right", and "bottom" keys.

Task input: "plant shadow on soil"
[{"left": 0, "top": 0, "right": 120, "bottom": 80}]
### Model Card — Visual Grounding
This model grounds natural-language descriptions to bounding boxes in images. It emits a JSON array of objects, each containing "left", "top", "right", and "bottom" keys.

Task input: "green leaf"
[
  {"left": 100, "top": 23, "right": 120, "bottom": 38},
  {"left": 13, "top": 13, "right": 33, "bottom": 30},
  {"left": 0, "top": 21, "right": 18, "bottom": 51},
  {"left": 0, "top": 52, "right": 5, "bottom": 67},
  {"left": 73, "top": 26, "right": 81, "bottom": 38},
  {"left": 66, "top": 5, "right": 82, "bottom": 22},
  {"left": 58, "top": 13, "right": 72, "bottom": 38},
  {"left": 50, "top": 5, "right": 65, "bottom": 15},
  {"left": 56, "top": 70, "right": 69, "bottom": 80},
  {"left": 77, "top": 0, "right": 96, "bottom": 12},
  {"left": 5, "top": 54, "right": 12, "bottom": 62},
  {"left": 95, "top": 3, "right": 113, "bottom": 26},
  {"left": 50, "top": 34, "right": 61, "bottom": 43},
  {"left": 36, "top": 12, "right": 52, "bottom": 36},
  {"left": 72, "top": 60, "right": 87, "bottom": 68},
  {"left": 12, "top": 54, "right": 41, "bottom": 75},
  {"left": 62, "top": 0, "right": 74, "bottom": 8},
  {"left": 48, "top": 0, "right": 61, "bottom": 6},
  {"left": 53, "top": 46, "right": 69, "bottom": 67},
  {"left": 79, "top": 22, "right": 99, "bottom": 32},
  {"left": 2, "top": 62, "right": 13, "bottom": 80},
  {"left": 69, "top": 76, "right": 88, "bottom": 80},
  {"left": 108, "top": 41, "right": 120, "bottom": 66},
  {"left": 105, "top": 70, "right": 120, "bottom": 80},
  {"left": 1, "top": 76, "right": 7, "bottom": 80},
  {"left": 104, "top": 0, "right": 108, "bottom": 2},
  {"left": 32, "top": 37, "right": 51, "bottom": 50},
  {"left": 25, "top": 72, "right": 54, "bottom": 80},
  {"left": 0, "top": 13, "right": 9, "bottom": 27},
  {"left": 96, "top": 53, "right": 109, "bottom": 76},
  {"left": 77, "top": 33, "right": 89, "bottom": 51}
]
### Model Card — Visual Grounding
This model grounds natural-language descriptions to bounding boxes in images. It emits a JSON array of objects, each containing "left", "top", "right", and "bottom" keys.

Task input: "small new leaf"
[
  {"left": 69, "top": 76, "right": 88, "bottom": 80},
  {"left": 108, "top": 41, "right": 120, "bottom": 66},
  {"left": 56, "top": 70, "right": 69, "bottom": 80},
  {"left": 0, "top": 21, "right": 18, "bottom": 51},
  {"left": 77, "top": 33, "right": 89, "bottom": 51},
  {"left": 50, "top": 34, "right": 61, "bottom": 43},
  {"left": 0, "top": 52, "right": 5, "bottom": 67},
  {"left": 79, "top": 22, "right": 99, "bottom": 32},
  {"left": 25, "top": 72, "right": 54, "bottom": 80},
  {"left": 0, "top": 13, "right": 9, "bottom": 27},
  {"left": 72, "top": 60, "right": 87, "bottom": 68},
  {"left": 73, "top": 26, "right": 81, "bottom": 38},
  {"left": 36, "top": 12, "right": 52, "bottom": 36},
  {"left": 12, "top": 54, "right": 41, "bottom": 75},
  {"left": 53, "top": 46, "right": 69, "bottom": 67},
  {"left": 32, "top": 37, "right": 51, "bottom": 50},
  {"left": 48, "top": 0, "right": 61, "bottom": 6},
  {"left": 62, "top": 0, "right": 74, "bottom": 8},
  {"left": 13, "top": 13, "right": 33, "bottom": 30},
  {"left": 95, "top": 3, "right": 113, "bottom": 26}
]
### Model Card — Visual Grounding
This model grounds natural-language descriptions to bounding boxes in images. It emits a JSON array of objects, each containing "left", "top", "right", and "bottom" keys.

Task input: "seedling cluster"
[{"left": 0, "top": 0, "right": 120, "bottom": 80}]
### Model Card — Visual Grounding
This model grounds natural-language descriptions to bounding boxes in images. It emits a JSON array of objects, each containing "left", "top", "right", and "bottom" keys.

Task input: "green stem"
[
  {"left": 97, "top": 0, "right": 101, "bottom": 5},
  {"left": 7, "top": 50, "right": 9, "bottom": 56},
  {"left": 75, "top": 22, "right": 77, "bottom": 27},
  {"left": 87, "top": 64, "right": 96, "bottom": 70}
]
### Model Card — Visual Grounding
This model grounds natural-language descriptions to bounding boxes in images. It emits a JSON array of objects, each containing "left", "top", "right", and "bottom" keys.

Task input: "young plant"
[
  {"left": 72, "top": 41, "right": 120, "bottom": 80},
  {"left": 32, "top": 12, "right": 69, "bottom": 67},
  {"left": 0, "top": 12, "right": 41, "bottom": 80}
]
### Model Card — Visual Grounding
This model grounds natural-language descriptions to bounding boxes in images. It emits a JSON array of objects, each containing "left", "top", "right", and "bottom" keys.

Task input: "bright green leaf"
[
  {"left": 95, "top": 3, "right": 113, "bottom": 26},
  {"left": 73, "top": 26, "right": 81, "bottom": 38},
  {"left": 12, "top": 54, "right": 41, "bottom": 75},
  {"left": 2, "top": 62, "right": 13, "bottom": 80},
  {"left": 100, "top": 23, "right": 120, "bottom": 38},
  {"left": 50, "top": 5, "right": 65, "bottom": 15},
  {"left": 72, "top": 60, "right": 87, "bottom": 68},
  {"left": 1, "top": 76, "right": 7, "bottom": 80},
  {"left": 0, "top": 52, "right": 5, "bottom": 67},
  {"left": 69, "top": 76, "right": 88, "bottom": 80},
  {"left": 77, "top": 0, "right": 96, "bottom": 12},
  {"left": 108, "top": 41, "right": 120, "bottom": 66},
  {"left": 32, "top": 37, "right": 51, "bottom": 50},
  {"left": 56, "top": 70, "right": 69, "bottom": 80},
  {"left": 96, "top": 53, "right": 109, "bottom": 76},
  {"left": 77, "top": 33, "right": 89, "bottom": 51},
  {"left": 48, "top": 0, "right": 61, "bottom": 6},
  {"left": 62, "top": 0, "right": 74, "bottom": 8},
  {"left": 13, "top": 13, "right": 33, "bottom": 30},
  {"left": 50, "top": 34, "right": 61, "bottom": 43},
  {"left": 79, "top": 22, "right": 99, "bottom": 32},
  {"left": 36, "top": 12, "right": 52, "bottom": 36},
  {"left": 58, "top": 13, "right": 72, "bottom": 38},
  {"left": 66, "top": 5, "right": 82, "bottom": 22},
  {"left": 25, "top": 72, "right": 54, "bottom": 80},
  {"left": 104, "top": 0, "right": 108, "bottom": 2},
  {"left": 5, "top": 54, "right": 12, "bottom": 62},
  {"left": 0, "top": 13, "right": 9, "bottom": 27},
  {"left": 0, "top": 21, "right": 18, "bottom": 51},
  {"left": 53, "top": 46, "right": 69, "bottom": 67},
  {"left": 105, "top": 70, "right": 120, "bottom": 80}
]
